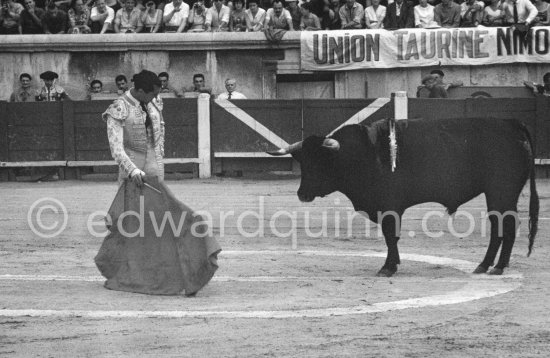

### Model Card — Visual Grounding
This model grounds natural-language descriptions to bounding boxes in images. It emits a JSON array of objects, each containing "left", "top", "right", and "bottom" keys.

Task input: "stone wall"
[{"left": 2, "top": 32, "right": 550, "bottom": 100}]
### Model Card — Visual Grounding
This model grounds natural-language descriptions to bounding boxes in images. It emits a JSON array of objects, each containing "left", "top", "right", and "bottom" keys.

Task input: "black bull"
[{"left": 268, "top": 117, "right": 539, "bottom": 277}]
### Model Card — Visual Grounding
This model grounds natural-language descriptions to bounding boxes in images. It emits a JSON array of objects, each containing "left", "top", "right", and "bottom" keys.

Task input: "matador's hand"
[{"left": 130, "top": 168, "right": 145, "bottom": 187}]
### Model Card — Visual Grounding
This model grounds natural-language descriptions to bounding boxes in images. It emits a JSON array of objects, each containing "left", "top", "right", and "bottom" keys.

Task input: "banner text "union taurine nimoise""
[{"left": 301, "top": 27, "right": 550, "bottom": 71}]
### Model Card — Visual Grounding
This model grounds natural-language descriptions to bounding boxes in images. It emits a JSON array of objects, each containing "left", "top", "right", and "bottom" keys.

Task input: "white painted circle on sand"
[{"left": 0, "top": 250, "right": 522, "bottom": 319}]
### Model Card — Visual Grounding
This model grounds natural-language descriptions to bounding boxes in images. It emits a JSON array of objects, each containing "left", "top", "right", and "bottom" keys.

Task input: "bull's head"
[{"left": 268, "top": 136, "right": 340, "bottom": 202}]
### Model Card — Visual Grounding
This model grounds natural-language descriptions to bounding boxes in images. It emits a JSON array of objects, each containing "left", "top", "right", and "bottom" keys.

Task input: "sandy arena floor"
[{"left": 0, "top": 178, "right": 549, "bottom": 357}]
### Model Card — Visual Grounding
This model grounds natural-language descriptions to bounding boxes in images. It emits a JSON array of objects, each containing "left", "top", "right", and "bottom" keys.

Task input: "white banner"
[{"left": 301, "top": 27, "right": 550, "bottom": 71}]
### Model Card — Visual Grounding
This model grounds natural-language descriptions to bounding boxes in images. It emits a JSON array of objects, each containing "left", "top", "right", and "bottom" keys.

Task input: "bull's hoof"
[
  {"left": 376, "top": 267, "right": 397, "bottom": 277},
  {"left": 473, "top": 265, "right": 489, "bottom": 274},
  {"left": 488, "top": 268, "right": 504, "bottom": 275}
]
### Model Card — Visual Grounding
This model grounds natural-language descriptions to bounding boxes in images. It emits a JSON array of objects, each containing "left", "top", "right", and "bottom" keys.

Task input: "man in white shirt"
[
  {"left": 501, "top": 0, "right": 537, "bottom": 25},
  {"left": 246, "top": 0, "right": 266, "bottom": 32},
  {"left": 217, "top": 78, "right": 247, "bottom": 100},
  {"left": 264, "top": 0, "right": 294, "bottom": 30},
  {"left": 90, "top": 0, "right": 114, "bottom": 34},
  {"left": 206, "top": 0, "right": 230, "bottom": 32},
  {"left": 163, "top": 0, "right": 189, "bottom": 32}
]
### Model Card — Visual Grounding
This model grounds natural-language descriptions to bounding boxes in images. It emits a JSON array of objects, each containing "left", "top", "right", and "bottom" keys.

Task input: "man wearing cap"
[
  {"left": 37, "top": 71, "right": 69, "bottom": 101},
  {"left": 103, "top": 70, "right": 165, "bottom": 185},
  {"left": 419, "top": 73, "right": 448, "bottom": 98},
  {"left": 430, "top": 69, "right": 463, "bottom": 91},
  {"left": 10, "top": 73, "right": 38, "bottom": 102}
]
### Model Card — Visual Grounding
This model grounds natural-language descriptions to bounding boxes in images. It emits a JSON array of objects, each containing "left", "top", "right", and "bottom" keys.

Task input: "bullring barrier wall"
[{"left": 1, "top": 97, "right": 549, "bottom": 180}]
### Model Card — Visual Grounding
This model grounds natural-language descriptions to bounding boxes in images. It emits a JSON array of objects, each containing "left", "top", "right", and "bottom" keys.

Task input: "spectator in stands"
[
  {"left": 90, "top": 0, "right": 115, "bottom": 33},
  {"left": 414, "top": 0, "right": 438, "bottom": 28},
  {"left": 460, "top": 0, "right": 484, "bottom": 26},
  {"left": 183, "top": 73, "right": 212, "bottom": 97},
  {"left": 141, "top": 0, "right": 161, "bottom": 32},
  {"left": 43, "top": 1, "right": 68, "bottom": 34},
  {"left": 53, "top": 0, "right": 70, "bottom": 11},
  {"left": 322, "top": 0, "right": 341, "bottom": 30},
  {"left": 482, "top": 0, "right": 505, "bottom": 26},
  {"left": 229, "top": 0, "right": 249, "bottom": 31},
  {"left": 87, "top": 79, "right": 103, "bottom": 99},
  {"left": 114, "top": 0, "right": 143, "bottom": 32},
  {"left": 0, "top": 0, "right": 24, "bottom": 34},
  {"left": 187, "top": 0, "right": 207, "bottom": 32},
  {"left": 10, "top": 73, "right": 38, "bottom": 102},
  {"left": 384, "top": 0, "right": 414, "bottom": 29},
  {"left": 502, "top": 0, "right": 537, "bottom": 26},
  {"left": 105, "top": 0, "right": 123, "bottom": 13},
  {"left": 365, "top": 0, "right": 386, "bottom": 28},
  {"left": 430, "top": 69, "right": 463, "bottom": 90},
  {"left": 339, "top": 0, "right": 363, "bottom": 29},
  {"left": 91, "top": 79, "right": 103, "bottom": 92},
  {"left": 246, "top": 0, "right": 265, "bottom": 31},
  {"left": 434, "top": 0, "right": 461, "bottom": 28},
  {"left": 532, "top": 0, "right": 550, "bottom": 26},
  {"left": 264, "top": 0, "right": 293, "bottom": 30},
  {"left": 115, "top": 74, "right": 129, "bottom": 94},
  {"left": 206, "top": 0, "right": 230, "bottom": 31},
  {"left": 158, "top": 71, "right": 182, "bottom": 96},
  {"left": 218, "top": 78, "right": 247, "bottom": 99},
  {"left": 300, "top": 2, "right": 321, "bottom": 30},
  {"left": 524, "top": 72, "right": 550, "bottom": 96},
  {"left": 420, "top": 74, "right": 448, "bottom": 98},
  {"left": 37, "top": 71, "right": 70, "bottom": 101},
  {"left": 19, "top": 0, "right": 45, "bottom": 34},
  {"left": 163, "top": 0, "right": 188, "bottom": 32},
  {"left": 286, "top": 0, "right": 300, "bottom": 30},
  {"left": 259, "top": 0, "right": 272, "bottom": 11},
  {"left": 67, "top": 0, "right": 90, "bottom": 33}
]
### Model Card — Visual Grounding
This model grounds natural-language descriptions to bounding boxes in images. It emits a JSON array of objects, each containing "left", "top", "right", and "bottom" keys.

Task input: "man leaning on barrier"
[{"left": 103, "top": 70, "right": 165, "bottom": 185}]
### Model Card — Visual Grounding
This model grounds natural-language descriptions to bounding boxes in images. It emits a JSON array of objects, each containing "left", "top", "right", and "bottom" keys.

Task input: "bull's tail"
[{"left": 520, "top": 124, "right": 539, "bottom": 256}]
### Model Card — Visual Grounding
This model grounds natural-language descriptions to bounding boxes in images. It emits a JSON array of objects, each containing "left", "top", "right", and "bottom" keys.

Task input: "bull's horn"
[
  {"left": 266, "top": 141, "right": 303, "bottom": 156},
  {"left": 322, "top": 138, "right": 340, "bottom": 151}
]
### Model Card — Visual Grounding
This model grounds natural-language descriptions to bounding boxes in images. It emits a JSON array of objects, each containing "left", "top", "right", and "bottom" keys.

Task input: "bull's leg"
[
  {"left": 377, "top": 212, "right": 402, "bottom": 277},
  {"left": 490, "top": 209, "right": 519, "bottom": 275},
  {"left": 473, "top": 215, "right": 502, "bottom": 274}
]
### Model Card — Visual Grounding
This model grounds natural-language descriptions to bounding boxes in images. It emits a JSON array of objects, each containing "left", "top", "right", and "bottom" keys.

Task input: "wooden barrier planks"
[
  {"left": 163, "top": 98, "right": 198, "bottom": 158},
  {"left": 211, "top": 99, "right": 302, "bottom": 152},
  {"left": 302, "top": 99, "right": 391, "bottom": 138},
  {"left": 6, "top": 102, "right": 64, "bottom": 161}
]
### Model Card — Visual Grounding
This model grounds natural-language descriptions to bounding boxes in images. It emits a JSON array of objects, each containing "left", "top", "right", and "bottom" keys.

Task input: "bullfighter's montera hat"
[{"left": 39, "top": 71, "right": 59, "bottom": 81}]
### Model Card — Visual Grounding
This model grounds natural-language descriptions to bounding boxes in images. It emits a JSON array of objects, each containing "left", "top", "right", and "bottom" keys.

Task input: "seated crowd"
[{"left": 0, "top": 0, "right": 547, "bottom": 34}]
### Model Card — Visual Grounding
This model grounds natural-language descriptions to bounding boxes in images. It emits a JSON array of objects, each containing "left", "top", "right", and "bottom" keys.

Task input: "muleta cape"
[{"left": 95, "top": 177, "right": 221, "bottom": 295}]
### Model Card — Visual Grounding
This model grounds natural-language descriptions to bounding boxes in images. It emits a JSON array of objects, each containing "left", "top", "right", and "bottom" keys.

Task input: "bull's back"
[{"left": 396, "top": 117, "right": 530, "bottom": 209}]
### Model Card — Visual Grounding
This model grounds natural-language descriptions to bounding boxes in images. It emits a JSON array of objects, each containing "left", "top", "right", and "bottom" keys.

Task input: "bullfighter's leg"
[{"left": 377, "top": 211, "right": 402, "bottom": 277}]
